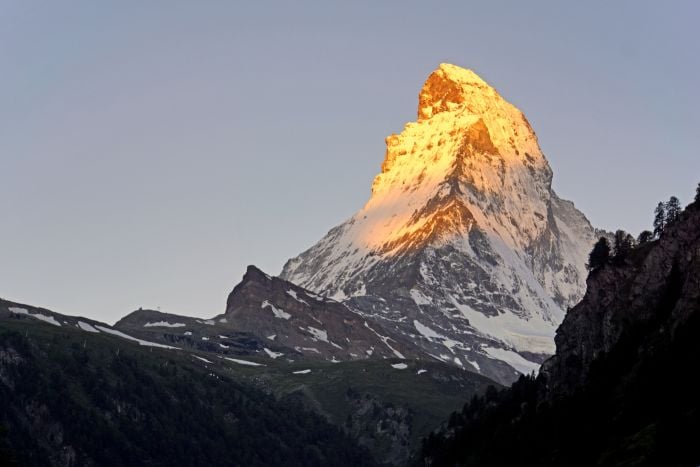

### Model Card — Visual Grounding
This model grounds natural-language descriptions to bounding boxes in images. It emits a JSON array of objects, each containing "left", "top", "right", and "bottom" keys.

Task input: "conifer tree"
[
  {"left": 653, "top": 202, "right": 666, "bottom": 238},
  {"left": 666, "top": 196, "right": 682, "bottom": 223},
  {"left": 613, "top": 230, "right": 633, "bottom": 260},
  {"left": 637, "top": 230, "right": 653, "bottom": 245},
  {"left": 588, "top": 237, "right": 611, "bottom": 271}
]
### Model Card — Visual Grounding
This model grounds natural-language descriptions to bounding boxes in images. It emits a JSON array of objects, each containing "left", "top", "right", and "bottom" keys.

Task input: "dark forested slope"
[{"left": 0, "top": 316, "right": 373, "bottom": 467}]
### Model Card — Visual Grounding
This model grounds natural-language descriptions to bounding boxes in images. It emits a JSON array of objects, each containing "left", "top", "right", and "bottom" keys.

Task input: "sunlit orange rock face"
[
  {"left": 418, "top": 65, "right": 498, "bottom": 121},
  {"left": 369, "top": 63, "right": 552, "bottom": 256},
  {"left": 282, "top": 64, "right": 600, "bottom": 384}
]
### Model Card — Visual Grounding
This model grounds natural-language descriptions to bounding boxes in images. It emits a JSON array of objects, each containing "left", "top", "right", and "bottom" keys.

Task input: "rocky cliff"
[
  {"left": 542, "top": 198, "right": 700, "bottom": 395},
  {"left": 416, "top": 196, "right": 700, "bottom": 466}
]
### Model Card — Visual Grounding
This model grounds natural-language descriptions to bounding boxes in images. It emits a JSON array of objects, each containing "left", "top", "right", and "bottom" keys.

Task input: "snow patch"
[
  {"left": 77, "top": 321, "right": 100, "bottom": 333},
  {"left": 391, "top": 363, "right": 408, "bottom": 369},
  {"left": 364, "top": 321, "right": 405, "bottom": 359},
  {"left": 263, "top": 348, "right": 284, "bottom": 359},
  {"left": 9, "top": 307, "right": 61, "bottom": 327},
  {"left": 224, "top": 357, "right": 264, "bottom": 367},
  {"left": 192, "top": 355, "right": 213, "bottom": 364},
  {"left": 144, "top": 321, "right": 186, "bottom": 328},
  {"left": 286, "top": 290, "right": 309, "bottom": 305},
  {"left": 293, "top": 369, "right": 311, "bottom": 374},
  {"left": 262, "top": 300, "right": 291, "bottom": 320},
  {"left": 306, "top": 326, "right": 329, "bottom": 343},
  {"left": 451, "top": 298, "right": 556, "bottom": 354},
  {"left": 295, "top": 346, "right": 320, "bottom": 354},
  {"left": 95, "top": 326, "right": 179, "bottom": 349},
  {"left": 410, "top": 289, "right": 433, "bottom": 306},
  {"left": 414, "top": 320, "right": 442, "bottom": 339},
  {"left": 483, "top": 346, "right": 540, "bottom": 375}
]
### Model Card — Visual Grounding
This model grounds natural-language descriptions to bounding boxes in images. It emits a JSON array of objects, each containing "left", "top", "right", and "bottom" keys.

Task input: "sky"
[{"left": 2, "top": 1, "right": 698, "bottom": 323}]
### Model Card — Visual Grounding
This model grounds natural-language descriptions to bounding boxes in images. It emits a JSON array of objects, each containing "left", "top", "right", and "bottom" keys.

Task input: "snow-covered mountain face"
[{"left": 282, "top": 64, "right": 601, "bottom": 384}]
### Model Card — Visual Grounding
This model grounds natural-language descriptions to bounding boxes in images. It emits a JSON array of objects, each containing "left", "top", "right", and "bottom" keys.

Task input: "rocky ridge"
[{"left": 115, "top": 265, "right": 420, "bottom": 364}]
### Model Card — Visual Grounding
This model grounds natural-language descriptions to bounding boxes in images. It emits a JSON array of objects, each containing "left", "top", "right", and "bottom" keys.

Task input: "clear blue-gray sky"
[{"left": 2, "top": 1, "right": 698, "bottom": 323}]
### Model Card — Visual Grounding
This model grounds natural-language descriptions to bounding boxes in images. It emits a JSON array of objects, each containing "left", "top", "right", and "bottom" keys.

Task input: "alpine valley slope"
[
  {"left": 282, "top": 63, "right": 603, "bottom": 384},
  {"left": 1, "top": 290, "right": 496, "bottom": 465}
]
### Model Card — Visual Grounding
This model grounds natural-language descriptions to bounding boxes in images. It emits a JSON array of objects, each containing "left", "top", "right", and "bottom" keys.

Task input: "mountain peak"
[
  {"left": 281, "top": 65, "right": 600, "bottom": 384},
  {"left": 437, "top": 63, "right": 488, "bottom": 85},
  {"left": 418, "top": 63, "right": 497, "bottom": 121},
  {"left": 378, "top": 63, "right": 542, "bottom": 179},
  {"left": 242, "top": 265, "right": 272, "bottom": 284}
]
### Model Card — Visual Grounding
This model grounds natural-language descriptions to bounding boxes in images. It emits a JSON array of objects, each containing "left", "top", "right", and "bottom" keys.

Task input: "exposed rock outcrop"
[{"left": 543, "top": 200, "right": 700, "bottom": 395}]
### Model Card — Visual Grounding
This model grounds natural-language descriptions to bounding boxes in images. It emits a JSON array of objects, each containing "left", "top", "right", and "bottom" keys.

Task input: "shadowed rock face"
[
  {"left": 114, "top": 265, "right": 419, "bottom": 364},
  {"left": 221, "top": 265, "right": 418, "bottom": 361},
  {"left": 542, "top": 202, "right": 700, "bottom": 396},
  {"left": 415, "top": 200, "right": 700, "bottom": 466},
  {"left": 281, "top": 64, "right": 603, "bottom": 384}
]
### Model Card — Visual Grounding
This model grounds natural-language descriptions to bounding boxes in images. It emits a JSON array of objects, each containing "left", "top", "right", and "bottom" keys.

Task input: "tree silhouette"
[
  {"left": 637, "top": 230, "right": 653, "bottom": 245},
  {"left": 613, "top": 230, "right": 634, "bottom": 261},
  {"left": 588, "top": 237, "right": 611, "bottom": 271},
  {"left": 653, "top": 202, "right": 666, "bottom": 238},
  {"left": 666, "top": 196, "right": 682, "bottom": 224},
  {"left": 695, "top": 182, "right": 700, "bottom": 203}
]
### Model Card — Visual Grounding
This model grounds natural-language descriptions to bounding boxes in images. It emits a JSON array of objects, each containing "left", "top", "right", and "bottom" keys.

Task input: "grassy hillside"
[{"left": 218, "top": 358, "right": 496, "bottom": 464}]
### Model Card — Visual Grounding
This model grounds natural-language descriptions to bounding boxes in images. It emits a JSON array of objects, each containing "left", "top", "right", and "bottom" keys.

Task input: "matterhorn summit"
[{"left": 282, "top": 64, "right": 601, "bottom": 384}]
